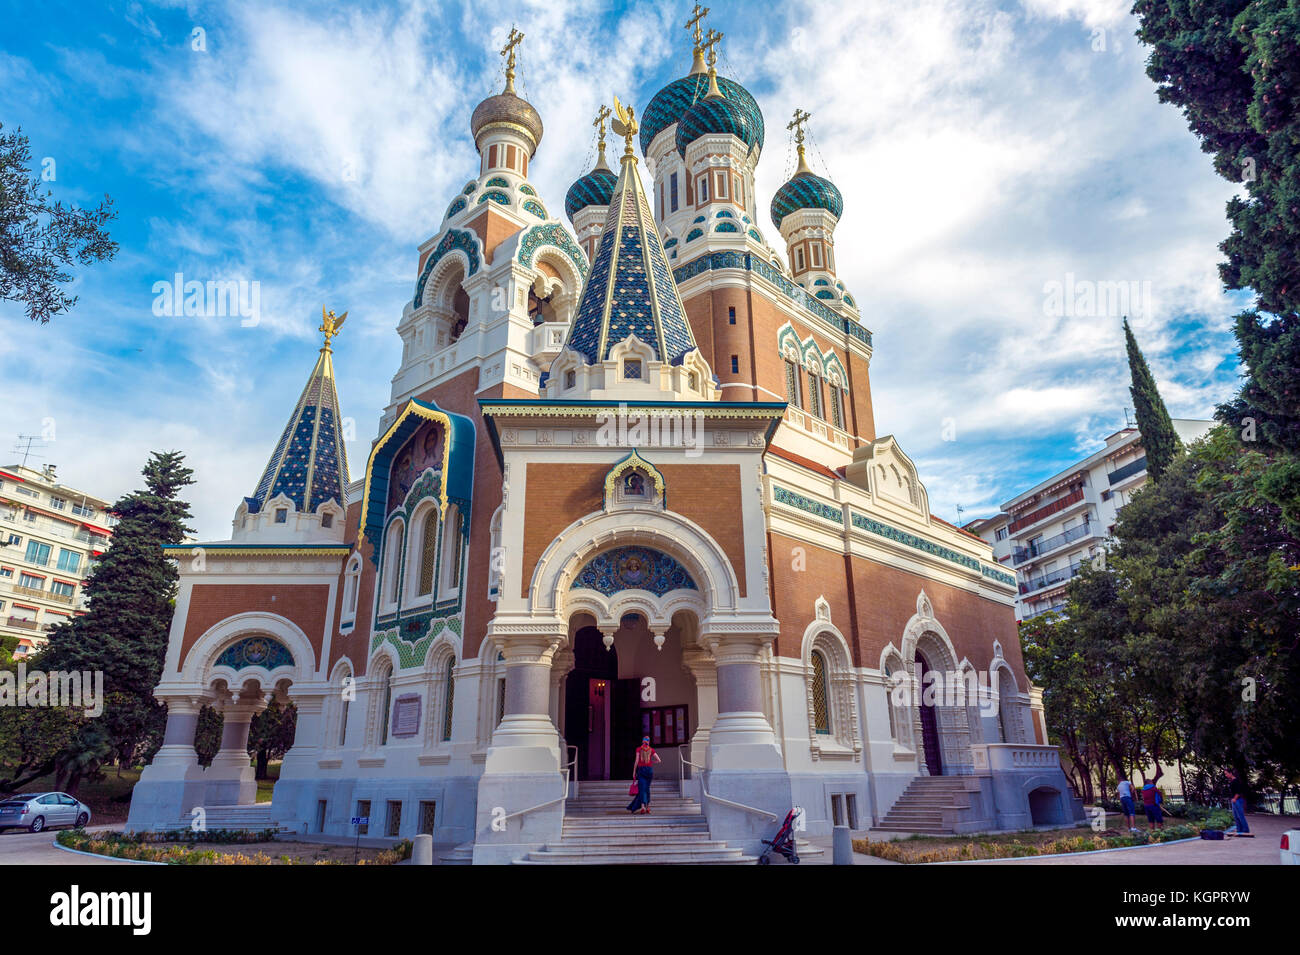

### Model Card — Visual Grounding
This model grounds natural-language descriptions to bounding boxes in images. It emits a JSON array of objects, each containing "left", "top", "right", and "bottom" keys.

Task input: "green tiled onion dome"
[
  {"left": 641, "top": 74, "right": 764, "bottom": 156},
  {"left": 565, "top": 165, "right": 618, "bottom": 220},
  {"left": 771, "top": 170, "right": 843, "bottom": 228},
  {"left": 675, "top": 91, "right": 758, "bottom": 157}
]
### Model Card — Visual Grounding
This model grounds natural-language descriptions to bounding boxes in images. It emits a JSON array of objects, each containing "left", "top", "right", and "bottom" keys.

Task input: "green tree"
[
  {"left": 37, "top": 451, "right": 195, "bottom": 790},
  {"left": 1123, "top": 317, "right": 1183, "bottom": 481},
  {"left": 247, "top": 701, "right": 297, "bottom": 779},
  {"left": 0, "top": 123, "right": 118, "bottom": 323}
]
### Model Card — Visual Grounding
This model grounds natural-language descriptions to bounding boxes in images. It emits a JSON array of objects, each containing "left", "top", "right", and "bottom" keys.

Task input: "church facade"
[{"left": 126, "top": 16, "right": 1083, "bottom": 862}]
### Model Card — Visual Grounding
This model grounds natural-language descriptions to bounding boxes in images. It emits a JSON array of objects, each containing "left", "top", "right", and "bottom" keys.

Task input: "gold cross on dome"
[
  {"left": 685, "top": 4, "right": 710, "bottom": 49},
  {"left": 702, "top": 27, "right": 723, "bottom": 68},
  {"left": 787, "top": 108, "right": 811, "bottom": 148},
  {"left": 500, "top": 27, "right": 525, "bottom": 92},
  {"left": 593, "top": 104, "right": 612, "bottom": 144}
]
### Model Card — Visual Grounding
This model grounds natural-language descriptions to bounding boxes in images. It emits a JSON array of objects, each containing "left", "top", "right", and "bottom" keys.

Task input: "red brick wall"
[
  {"left": 327, "top": 498, "right": 375, "bottom": 677},
  {"left": 766, "top": 529, "right": 1024, "bottom": 686},
  {"left": 178, "top": 583, "right": 332, "bottom": 673}
]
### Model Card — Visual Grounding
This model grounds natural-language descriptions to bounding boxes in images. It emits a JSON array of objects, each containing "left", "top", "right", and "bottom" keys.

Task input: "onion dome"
[
  {"left": 565, "top": 144, "right": 618, "bottom": 220},
  {"left": 771, "top": 151, "right": 843, "bottom": 228},
  {"left": 675, "top": 88, "right": 758, "bottom": 157},
  {"left": 641, "top": 73, "right": 764, "bottom": 156},
  {"left": 470, "top": 89, "right": 544, "bottom": 156}
]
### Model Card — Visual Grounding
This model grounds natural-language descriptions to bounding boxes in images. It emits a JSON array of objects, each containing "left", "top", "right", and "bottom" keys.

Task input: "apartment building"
[
  {"left": 0, "top": 464, "right": 115, "bottom": 657},
  {"left": 966, "top": 419, "right": 1213, "bottom": 621}
]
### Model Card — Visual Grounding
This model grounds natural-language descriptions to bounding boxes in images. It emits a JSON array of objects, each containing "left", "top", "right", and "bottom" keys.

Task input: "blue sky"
[{"left": 1, "top": 0, "right": 1248, "bottom": 539}]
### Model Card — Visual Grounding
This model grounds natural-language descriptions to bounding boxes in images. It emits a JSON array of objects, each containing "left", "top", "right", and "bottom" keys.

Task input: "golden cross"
[
  {"left": 685, "top": 4, "right": 710, "bottom": 49},
  {"left": 320, "top": 306, "right": 348, "bottom": 351},
  {"left": 593, "top": 104, "right": 612, "bottom": 145},
  {"left": 702, "top": 27, "right": 723, "bottom": 68},
  {"left": 500, "top": 27, "right": 525, "bottom": 92},
  {"left": 787, "top": 108, "right": 811, "bottom": 148}
]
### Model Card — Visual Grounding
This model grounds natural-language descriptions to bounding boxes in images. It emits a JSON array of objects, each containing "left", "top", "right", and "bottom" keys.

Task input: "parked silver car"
[{"left": 0, "top": 792, "right": 92, "bottom": 833}]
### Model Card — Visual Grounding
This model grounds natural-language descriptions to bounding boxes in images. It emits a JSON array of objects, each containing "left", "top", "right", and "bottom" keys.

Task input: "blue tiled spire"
[
  {"left": 246, "top": 343, "right": 350, "bottom": 515},
  {"left": 564, "top": 145, "right": 698, "bottom": 366}
]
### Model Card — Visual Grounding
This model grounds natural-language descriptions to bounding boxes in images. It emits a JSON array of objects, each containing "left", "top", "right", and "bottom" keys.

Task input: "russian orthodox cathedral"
[{"left": 128, "top": 10, "right": 1082, "bottom": 862}]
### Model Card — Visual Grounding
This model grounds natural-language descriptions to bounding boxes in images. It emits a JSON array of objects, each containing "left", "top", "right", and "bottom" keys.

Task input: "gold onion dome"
[{"left": 470, "top": 89, "right": 544, "bottom": 156}]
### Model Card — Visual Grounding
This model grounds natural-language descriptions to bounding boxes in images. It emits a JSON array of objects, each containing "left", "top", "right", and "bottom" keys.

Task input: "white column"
[
  {"left": 706, "top": 634, "right": 785, "bottom": 770},
  {"left": 206, "top": 691, "right": 266, "bottom": 805},
  {"left": 126, "top": 691, "right": 212, "bottom": 831}
]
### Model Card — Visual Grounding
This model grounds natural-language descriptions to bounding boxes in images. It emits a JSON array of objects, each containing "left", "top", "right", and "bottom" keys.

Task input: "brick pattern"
[{"left": 179, "top": 583, "right": 332, "bottom": 673}]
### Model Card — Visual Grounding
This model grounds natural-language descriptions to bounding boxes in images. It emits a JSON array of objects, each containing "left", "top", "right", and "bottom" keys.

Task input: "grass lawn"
[{"left": 256, "top": 762, "right": 280, "bottom": 803}]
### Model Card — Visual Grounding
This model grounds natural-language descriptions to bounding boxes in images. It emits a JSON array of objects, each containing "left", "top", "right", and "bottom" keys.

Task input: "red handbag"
[{"left": 628, "top": 781, "right": 639, "bottom": 797}]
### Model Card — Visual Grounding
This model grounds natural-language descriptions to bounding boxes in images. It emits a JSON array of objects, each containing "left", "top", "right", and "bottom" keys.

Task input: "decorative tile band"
[
  {"left": 773, "top": 485, "right": 843, "bottom": 524},
  {"left": 851, "top": 512, "right": 1014, "bottom": 586},
  {"left": 673, "top": 251, "right": 871, "bottom": 347}
]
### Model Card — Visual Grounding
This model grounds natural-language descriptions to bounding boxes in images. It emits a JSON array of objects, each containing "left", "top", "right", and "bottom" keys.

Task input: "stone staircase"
[
  {"left": 514, "top": 780, "right": 758, "bottom": 865},
  {"left": 872, "top": 777, "right": 976, "bottom": 834},
  {"left": 156, "top": 804, "right": 290, "bottom": 834}
]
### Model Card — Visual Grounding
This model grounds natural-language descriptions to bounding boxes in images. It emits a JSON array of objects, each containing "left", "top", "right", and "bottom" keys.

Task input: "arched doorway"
[
  {"left": 563, "top": 626, "right": 624, "bottom": 780},
  {"left": 917, "top": 651, "right": 942, "bottom": 776}
]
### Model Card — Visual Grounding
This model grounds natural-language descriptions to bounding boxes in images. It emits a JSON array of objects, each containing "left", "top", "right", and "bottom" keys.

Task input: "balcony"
[
  {"left": 1008, "top": 487, "right": 1086, "bottom": 535},
  {"left": 6, "top": 616, "right": 39, "bottom": 630},
  {"left": 1019, "top": 561, "right": 1084, "bottom": 596},
  {"left": 11, "top": 584, "right": 46, "bottom": 600},
  {"left": 1108, "top": 456, "right": 1147, "bottom": 486},
  {"left": 1022, "top": 603, "right": 1067, "bottom": 621},
  {"left": 1012, "top": 520, "right": 1096, "bottom": 566}
]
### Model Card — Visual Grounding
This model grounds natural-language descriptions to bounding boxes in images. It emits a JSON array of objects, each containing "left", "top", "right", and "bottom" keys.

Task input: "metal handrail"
[
  {"left": 564, "top": 745, "right": 579, "bottom": 799},
  {"left": 676, "top": 745, "right": 778, "bottom": 822},
  {"left": 500, "top": 767, "right": 570, "bottom": 825}
]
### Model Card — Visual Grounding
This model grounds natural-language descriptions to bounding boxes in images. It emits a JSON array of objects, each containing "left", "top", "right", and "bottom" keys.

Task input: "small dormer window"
[
  {"left": 566, "top": 369, "right": 576, "bottom": 389},
  {"left": 689, "top": 372, "right": 698, "bottom": 390},
  {"left": 624, "top": 359, "right": 642, "bottom": 380},
  {"left": 321, "top": 512, "right": 333, "bottom": 528},
  {"left": 275, "top": 509, "right": 288, "bottom": 524}
]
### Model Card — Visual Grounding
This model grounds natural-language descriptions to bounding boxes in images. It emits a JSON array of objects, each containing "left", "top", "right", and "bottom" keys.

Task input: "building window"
[
  {"left": 688, "top": 372, "right": 698, "bottom": 390},
  {"left": 51, "top": 581, "right": 75, "bottom": 598},
  {"left": 418, "top": 801, "right": 437, "bottom": 835},
  {"left": 339, "top": 686, "right": 350, "bottom": 747},
  {"left": 669, "top": 172, "right": 679, "bottom": 212},
  {"left": 380, "top": 669, "right": 393, "bottom": 745},
  {"left": 24, "top": 541, "right": 51, "bottom": 566},
  {"left": 355, "top": 800, "right": 371, "bottom": 835},
  {"left": 829, "top": 385, "right": 844, "bottom": 429},
  {"left": 807, "top": 373, "right": 823, "bottom": 420},
  {"left": 18, "top": 573, "right": 44, "bottom": 590},
  {"left": 55, "top": 549, "right": 80, "bottom": 573},
  {"left": 6, "top": 535, "right": 20, "bottom": 547},
  {"left": 811, "top": 649, "right": 830, "bottom": 734},
  {"left": 795, "top": 247, "right": 805, "bottom": 271},
  {"left": 274, "top": 508, "right": 287, "bottom": 524},
  {"left": 418, "top": 510, "right": 438, "bottom": 597},
  {"left": 623, "top": 359, "right": 642, "bottom": 380},
  {"left": 49, "top": 497, "right": 65, "bottom": 510},
  {"left": 715, "top": 171, "right": 727, "bottom": 198},
  {"left": 565, "top": 369, "right": 576, "bottom": 389},
  {"left": 0, "top": 568, "right": 12, "bottom": 579},
  {"left": 496, "top": 676, "right": 507, "bottom": 726},
  {"left": 730, "top": 355, "right": 739, "bottom": 374},
  {"left": 506, "top": 144, "right": 517, "bottom": 170},
  {"left": 386, "top": 800, "right": 402, "bottom": 837},
  {"left": 342, "top": 555, "right": 360, "bottom": 621},
  {"left": 734, "top": 175, "right": 743, "bottom": 207},
  {"left": 488, "top": 144, "right": 498, "bottom": 168},
  {"left": 14, "top": 485, "right": 39, "bottom": 498},
  {"left": 810, "top": 243, "right": 822, "bottom": 268},
  {"left": 442, "top": 656, "right": 456, "bottom": 741},
  {"left": 316, "top": 800, "right": 327, "bottom": 833},
  {"left": 440, "top": 508, "right": 462, "bottom": 594},
  {"left": 728, "top": 306, "right": 736, "bottom": 325},
  {"left": 698, "top": 174, "right": 709, "bottom": 202},
  {"left": 71, "top": 502, "right": 95, "bottom": 518},
  {"left": 321, "top": 512, "right": 333, "bottom": 528},
  {"left": 784, "top": 359, "right": 803, "bottom": 409},
  {"left": 384, "top": 521, "right": 405, "bottom": 604}
]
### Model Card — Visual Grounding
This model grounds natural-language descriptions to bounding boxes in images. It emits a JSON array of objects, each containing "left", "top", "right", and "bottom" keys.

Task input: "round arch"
[{"left": 180, "top": 611, "right": 316, "bottom": 688}]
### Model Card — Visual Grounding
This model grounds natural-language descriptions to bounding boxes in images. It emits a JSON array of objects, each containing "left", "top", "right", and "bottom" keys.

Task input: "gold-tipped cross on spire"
[
  {"left": 500, "top": 27, "right": 525, "bottom": 94},
  {"left": 593, "top": 104, "right": 612, "bottom": 168},
  {"left": 702, "top": 28, "right": 724, "bottom": 98},
  {"left": 788, "top": 108, "right": 812, "bottom": 174},
  {"left": 686, "top": 3, "right": 710, "bottom": 71},
  {"left": 611, "top": 95, "right": 639, "bottom": 160},
  {"left": 320, "top": 306, "right": 347, "bottom": 352}
]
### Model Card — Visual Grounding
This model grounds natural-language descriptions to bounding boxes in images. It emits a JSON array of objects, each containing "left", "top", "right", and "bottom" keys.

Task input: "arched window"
[
  {"left": 811, "top": 649, "right": 830, "bottom": 735},
  {"left": 341, "top": 554, "right": 361, "bottom": 623},
  {"left": 442, "top": 656, "right": 456, "bottom": 741},
  {"left": 488, "top": 506, "right": 503, "bottom": 600},
  {"left": 784, "top": 359, "right": 802, "bottom": 409},
  {"left": 337, "top": 666, "right": 352, "bottom": 747},
  {"left": 829, "top": 386, "right": 844, "bottom": 430},
  {"left": 418, "top": 509, "right": 438, "bottom": 597},
  {"left": 379, "top": 667, "right": 394, "bottom": 746},
  {"left": 382, "top": 521, "right": 405, "bottom": 606},
  {"left": 440, "top": 505, "right": 462, "bottom": 595},
  {"left": 807, "top": 370, "right": 823, "bottom": 420}
]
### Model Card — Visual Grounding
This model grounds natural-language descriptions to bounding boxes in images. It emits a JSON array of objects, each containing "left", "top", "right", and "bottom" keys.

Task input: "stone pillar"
[
  {"left": 472, "top": 633, "right": 567, "bottom": 865},
  {"left": 205, "top": 692, "right": 266, "bottom": 806},
  {"left": 126, "top": 692, "right": 211, "bottom": 832},
  {"left": 701, "top": 632, "right": 792, "bottom": 853},
  {"left": 269, "top": 684, "right": 328, "bottom": 832},
  {"left": 681, "top": 647, "right": 717, "bottom": 779}
]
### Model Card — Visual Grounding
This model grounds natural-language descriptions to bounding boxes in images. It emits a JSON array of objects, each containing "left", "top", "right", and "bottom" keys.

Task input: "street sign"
[{"left": 350, "top": 816, "right": 369, "bottom": 826}]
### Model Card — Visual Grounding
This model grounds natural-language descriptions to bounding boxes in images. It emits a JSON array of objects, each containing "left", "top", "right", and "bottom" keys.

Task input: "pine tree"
[
  {"left": 39, "top": 451, "right": 195, "bottom": 782},
  {"left": 1123, "top": 318, "right": 1183, "bottom": 481}
]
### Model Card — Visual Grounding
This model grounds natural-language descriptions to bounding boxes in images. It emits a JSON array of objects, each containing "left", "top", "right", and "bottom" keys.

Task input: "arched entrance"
[
  {"left": 564, "top": 626, "right": 621, "bottom": 780},
  {"left": 917, "top": 651, "right": 942, "bottom": 776}
]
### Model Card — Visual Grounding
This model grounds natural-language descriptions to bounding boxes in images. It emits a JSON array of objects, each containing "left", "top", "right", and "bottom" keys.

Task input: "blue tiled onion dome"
[
  {"left": 675, "top": 91, "right": 758, "bottom": 158},
  {"left": 565, "top": 166, "right": 619, "bottom": 220},
  {"left": 641, "top": 74, "right": 765, "bottom": 156},
  {"left": 771, "top": 172, "right": 844, "bottom": 228}
]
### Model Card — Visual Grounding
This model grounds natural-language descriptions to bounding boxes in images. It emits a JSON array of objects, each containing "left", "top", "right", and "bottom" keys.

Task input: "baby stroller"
[{"left": 758, "top": 808, "right": 800, "bottom": 865}]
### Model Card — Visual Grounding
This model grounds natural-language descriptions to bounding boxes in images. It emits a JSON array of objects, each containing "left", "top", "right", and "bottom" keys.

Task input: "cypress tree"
[{"left": 1124, "top": 317, "right": 1183, "bottom": 481}]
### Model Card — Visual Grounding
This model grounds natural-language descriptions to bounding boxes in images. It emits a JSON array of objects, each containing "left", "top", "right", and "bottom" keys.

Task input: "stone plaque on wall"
[{"left": 391, "top": 694, "right": 421, "bottom": 738}]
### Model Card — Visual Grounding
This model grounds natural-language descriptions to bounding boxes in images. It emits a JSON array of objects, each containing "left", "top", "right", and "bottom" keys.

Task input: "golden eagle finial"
[
  {"left": 320, "top": 307, "right": 348, "bottom": 351},
  {"left": 611, "top": 95, "right": 638, "bottom": 159}
]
